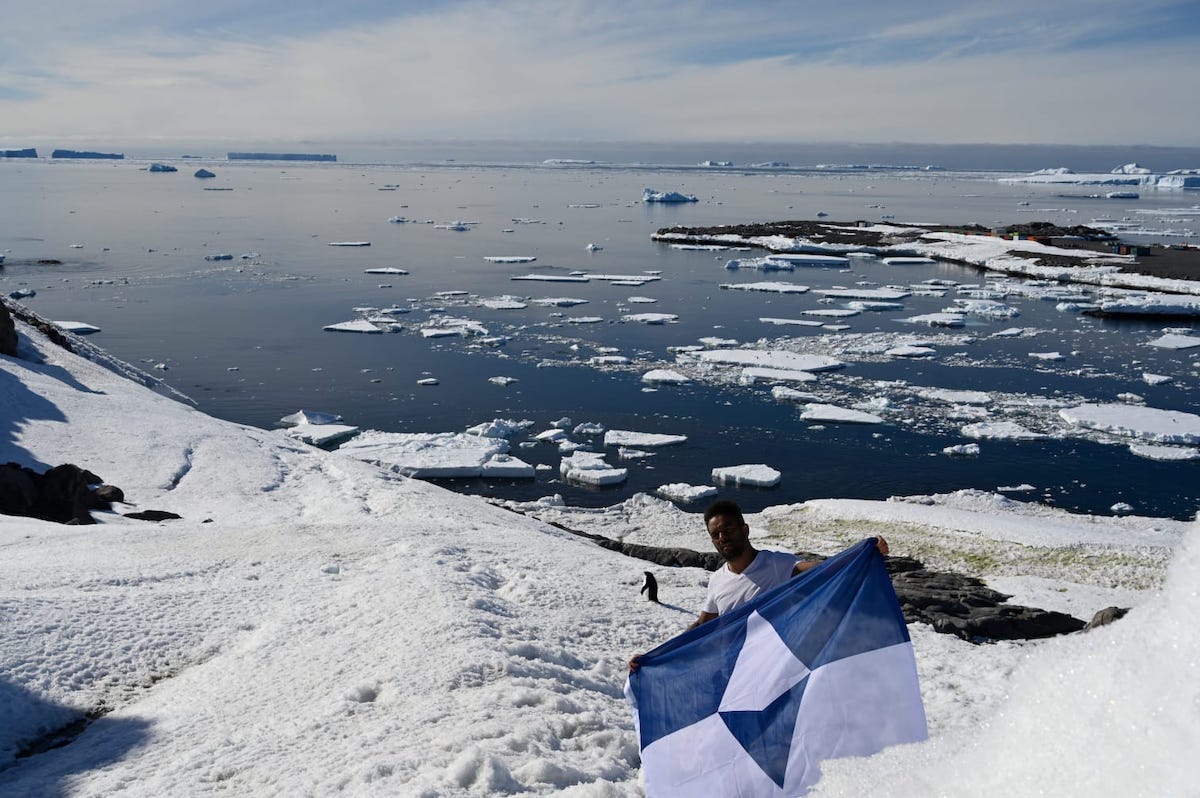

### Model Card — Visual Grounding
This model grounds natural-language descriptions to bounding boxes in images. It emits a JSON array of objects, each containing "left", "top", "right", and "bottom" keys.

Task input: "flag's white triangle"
[{"left": 719, "top": 610, "right": 810, "bottom": 713}]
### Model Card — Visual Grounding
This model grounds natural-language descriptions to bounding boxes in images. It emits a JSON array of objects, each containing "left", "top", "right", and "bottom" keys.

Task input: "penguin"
[{"left": 640, "top": 571, "right": 659, "bottom": 603}]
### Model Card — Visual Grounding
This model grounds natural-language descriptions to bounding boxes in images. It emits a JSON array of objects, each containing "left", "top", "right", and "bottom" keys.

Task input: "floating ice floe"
[
  {"left": 532, "top": 297, "right": 589, "bottom": 307},
  {"left": 1128, "top": 443, "right": 1200, "bottom": 461},
  {"left": 279, "top": 410, "right": 343, "bottom": 427},
  {"left": 642, "top": 369, "right": 690, "bottom": 384},
  {"left": 566, "top": 316, "right": 604, "bottom": 324},
  {"left": 603, "top": 430, "right": 687, "bottom": 448},
  {"left": 364, "top": 267, "right": 409, "bottom": 275},
  {"left": 387, "top": 216, "right": 408, "bottom": 223},
  {"left": 323, "top": 320, "right": 384, "bottom": 334},
  {"left": 535, "top": 429, "right": 567, "bottom": 443},
  {"left": 586, "top": 274, "right": 663, "bottom": 283},
  {"left": 488, "top": 376, "right": 518, "bottom": 386},
  {"left": 943, "top": 443, "right": 981, "bottom": 456},
  {"left": 725, "top": 254, "right": 848, "bottom": 270},
  {"left": 53, "top": 321, "right": 101, "bottom": 335},
  {"left": 1029, "top": 352, "right": 1065, "bottom": 361},
  {"left": 1148, "top": 333, "right": 1200, "bottom": 350},
  {"left": 590, "top": 355, "right": 630, "bottom": 365},
  {"left": 465, "top": 419, "right": 533, "bottom": 438},
  {"left": 622, "top": 313, "right": 678, "bottom": 324},
  {"left": 900, "top": 313, "right": 965, "bottom": 328},
  {"left": 642, "top": 187, "right": 698, "bottom": 203},
  {"left": 953, "top": 299, "right": 1019, "bottom": 318},
  {"left": 573, "top": 422, "right": 605, "bottom": 435},
  {"left": 698, "top": 337, "right": 739, "bottom": 348},
  {"left": 771, "top": 386, "right": 819, "bottom": 403},
  {"left": 802, "top": 309, "right": 859, "bottom": 318},
  {"left": 886, "top": 344, "right": 936, "bottom": 357},
  {"left": 800, "top": 403, "right": 885, "bottom": 424},
  {"left": 847, "top": 301, "right": 906, "bottom": 311},
  {"left": 287, "top": 423, "right": 360, "bottom": 447},
  {"left": 917, "top": 388, "right": 992, "bottom": 405},
  {"left": 1059, "top": 404, "right": 1200, "bottom": 445},
  {"left": 328, "top": 241, "right": 371, "bottom": 247},
  {"left": 1094, "top": 295, "right": 1200, "bottom": 317},
  {"left": 720, "top": 282, "right": 810, "bottom": 294},
  {"left": 759, "top": 317, "right": 824, "bottom": 327},
  {"left": 711, "top": 464, "right": 781, "bottom": 487},
  {"left": 961, "top": 421, "right": 1047, "bottom": 440},
  {"left": 1143, "top": 373, "right": 1172, "bottom": 386},
  {"left": 336, "top": 431, "right": 509, "bottom": 478},
  {"left": 420, "top": 318, "right": 488, "bottom": 337},
  {"left": 627, "top": 296, "right": 657, "bottom": 304},
  {"left": 656, "top": 483, "right": 719, "bottom": 503},
  {"left": 480, "top": 297, "right": 527, "bottom": 310},
  {"left": 817, "top": 287, "right": 911, "bottom": 300},
  {"left": 483, "top": 256, "right": 536, "bottom": 263},
  {"left": 693, "top": 349, "right": 844, "bottom": 373},
  {"left": 416, "top": 377, "right": 439, "bottom": 386},
  {"left": 480, "top": 454, "right": 536, "bottom": 478},
  {"left": 204, "top": 254, "right": 233, "bottom": 261},
  {"left": 511, "top": 274, "right": 590, "bottom": 283},
  {"left": 560, "top": 451, "right": 627, "bottom": 486},
  {"left": 740, "top": 367, "right": 817, "bottom": 384},
  {"left": 882, "top": 256, "right": 936, "bottom": 265}
]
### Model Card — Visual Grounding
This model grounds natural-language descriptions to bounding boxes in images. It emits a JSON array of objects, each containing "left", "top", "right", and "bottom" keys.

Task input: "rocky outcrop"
[
  {"left": 0, "top": 300, "right": 17, "bottom": 356},
  {"left": 0, "top": 463, "right": 110, "bottom": 524}
]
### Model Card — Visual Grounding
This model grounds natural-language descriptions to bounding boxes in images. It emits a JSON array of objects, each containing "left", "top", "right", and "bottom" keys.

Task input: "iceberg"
[
  {"left": 1147, "top": 333, "right": 1200, "bottom": 350},
  {"left": 642, "top": 188, "right": 698, "bottom": 203},
  {"left": 1059, "top": 404, "right": 1200, "bottom": 445},
  {"left": 711, "top": 463, "right": 781, "bottom": 487},
  {"left": 483, "top": 256, "right": 537, "bottom": 263},
  {"left": 464, "top": 419, "right": 533, "bottom": 438},
  {"left": 621, "top": 313, "right": 678, "bottom": 324},
  {"left": 147, "top": 163, "right": 177, "bottom": 173},
  {"left": 720, "top": 282, "right": 810, "bottom": 294},
  {"left": 52, "top": 321, "right": 101, "bottom": 335},
  {"left": 943, "top": 443, "right": 981, "bottom": 456},
  {"left": 194, "top": 168, "right": 216, "bottom": 178}
]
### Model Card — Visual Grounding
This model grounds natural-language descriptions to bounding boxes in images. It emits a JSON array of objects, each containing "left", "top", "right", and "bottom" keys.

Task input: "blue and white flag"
[{"left": 626, "top": 539, "right": 927, "bottom": 797}]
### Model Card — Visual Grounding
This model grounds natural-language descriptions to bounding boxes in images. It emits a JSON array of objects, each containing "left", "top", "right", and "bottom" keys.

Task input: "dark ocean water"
[{"left": 2, "top": 142, "right": 1198, "bottom": 519}]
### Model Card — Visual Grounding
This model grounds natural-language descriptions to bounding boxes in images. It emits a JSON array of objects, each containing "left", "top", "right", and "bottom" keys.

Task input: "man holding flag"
[{"left": 626, "top": 500, "right": 927, "bottom": 796}]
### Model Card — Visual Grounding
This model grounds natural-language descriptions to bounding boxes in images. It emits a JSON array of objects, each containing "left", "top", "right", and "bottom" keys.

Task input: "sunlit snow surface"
[{"left": 0, "top": 315, "right": 1196, "bottom": 795}]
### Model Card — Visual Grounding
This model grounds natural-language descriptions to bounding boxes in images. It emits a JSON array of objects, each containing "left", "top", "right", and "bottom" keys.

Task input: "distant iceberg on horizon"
[{"left": 1001, "top": 163, "right": 1200, "bottom": 189}]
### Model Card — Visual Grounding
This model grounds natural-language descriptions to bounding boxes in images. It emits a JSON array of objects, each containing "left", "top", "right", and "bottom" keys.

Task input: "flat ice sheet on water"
[
  {"left": 656, "top": 483, "right": 719, "bottom": 503},
  {"left": 1060, "top": 404, "right": 1200, "bottom": 445},
  {"left": 323, "top": 320, "right": 383, "bottom": 334},
  {"left": 712, "top": 463, "right": 781, "bottom": 487},
  {"left": 720, "top": 282, "right": 810, "bottom": 294},
  {"left": 560, "top": 451, "right": 627, "bottom": 486},
  {"left": 286, "top": 424, "right": 360, "bottom": 446},
  {"left": 1129, "top": 443, "right": 1200, "bottom": 461},
  {"left": 694, "top": 348, "right": 844, "bottom": 372},
  {"left": 800, "top": 403, "right": 885, "bottom": 424},
  {"left": 603, "top": 430, "right": 687, "bottom": 448},
  {"left": 962, "top": 421, "right": 1047, "bottom": 440},
  {"left": 1148, "top": 333, "right": 1200, "bottom": 350},
  {"left": 642, "top": 369, "right": 690, "bottom": 384},
  {"left": 336, "top": 431, "right": 509, "bottom": 478}
]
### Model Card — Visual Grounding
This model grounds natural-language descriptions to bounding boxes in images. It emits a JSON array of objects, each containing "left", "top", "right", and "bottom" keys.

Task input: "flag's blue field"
[{"left": 626, "top": 539, "right": 927, "bottom": 797}]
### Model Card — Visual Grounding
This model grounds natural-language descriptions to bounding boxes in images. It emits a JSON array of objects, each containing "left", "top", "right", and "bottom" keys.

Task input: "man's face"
[{"left": 707, "top": 514, "right": 749, "bottom": 560}]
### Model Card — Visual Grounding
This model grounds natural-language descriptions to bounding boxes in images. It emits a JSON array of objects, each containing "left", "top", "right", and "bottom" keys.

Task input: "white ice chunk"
[
  {"left": 1029, "top": 352, "right": 1065, "bottom": 361},
  {"left": 759, "top": 317, "right": 824, "bottom": 327},
  {"left": 642, "top": 369, "right": 690, "bottom": 384},
  {"left": 480, "top": 454, "right": 535, "bottom": 478},
  {"left": 53, "top": 321, "right": 101, "bottom": 334},
  {"left": 800, "top": 403, "right": 885, "bottom": 424},
  {"left": 287, "top": 423, "right": 360, "bottom": 447},
  {"left": 740, "top": 367, "right": 817, "bottom": 383},
  {"left": 337, "top": 431, "right": 508, "bottom": 478},
  {"left": 488, "top": 376, "right": 518, "bottom": 386},
  {"left": 1142, "top": 373, "right": 1172, "bottom": 385},
  {"left": 510, "top": 274, "right": 590, "bottom": 283},
  {"left": 364, "top": 267, "right": 409, "bottom": 275},
  {"left": 1128, "top": 443, "right": 1200, "bottom": 461},
  {"left": 622, "top": 313, "right": 678, "bottom": 324},
  {"left": 886, "top": 345, "right": 937, "bottom": 357},
  {"left": 900, "top": 313, "right": 965, "bottom": 328},
  {"left": 711, "top": 464, "right": 781, "bottom": 487},
  {"left": 480, "top": 297, "right": 528, "bottom": 310},
  {"left": 917, "top": 388, "right": 992, "bottom": 405},
  {"left": 328, "top": 241, "right": 371, "bottom": 247},
  {"left": 817, "top": 288, "right": 911, "bottom": 300},
  {"left": 603, "top": 430, "right": 687, "bottom": 448},
  {"left": 279, "top": 410, "right": 344, "bottom": 427},
  {"left": 483, "top": 256, "right": 537, "bottom": 263},
  {"left": 943, "top": 443, "right": 981, "bottom": 456},
  {"left": 535, "top": 429, "right": 567, "bottom": 443},
  {"left": 1059, "top": 403, "right": 1200, "bottom": 444},
  {"left": 770, "top": 386, "right": 819, "bottom": 403},
  {"left": 531, "top": 297, "right": 589, "bottom": 307},
  {"left": 560, "top": 451, "right": 627, "bottom": 485},
  {"left": 642, "top": 187, "right": 698, "bottom": 203},
  {"left": 882, "top": 256, "right": 936, "bottom": 265},
  {"left": 656, "top": 483, "right": 719, "bottom": 503},
  {"left": 323, "top": 320, "right": 383, "bottom": 334},
  {"left": 695, "top": 349, "right": 844, "bottom": 372},
  {"left": 465, "top": 419, "right": 532, "bottom": 438},
  {"left": 1148, "top": 333, "right": 1200, "bottom": 350},
  {"left": 961, "top": 421, "right": 1047, "bottom": 440},
  {"left": 720, "top": 282, "right": 810, "bottom": 294}
]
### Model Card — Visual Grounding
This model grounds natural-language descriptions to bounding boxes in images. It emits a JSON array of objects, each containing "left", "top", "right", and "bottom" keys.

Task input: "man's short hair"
[{"left": 704, "top": 499, "right": 744, "bottom": 526}]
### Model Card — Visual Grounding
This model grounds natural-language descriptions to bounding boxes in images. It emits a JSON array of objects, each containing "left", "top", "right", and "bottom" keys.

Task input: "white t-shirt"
[{"left": 702, "top": 549, "right": 800, "bottom": 616}]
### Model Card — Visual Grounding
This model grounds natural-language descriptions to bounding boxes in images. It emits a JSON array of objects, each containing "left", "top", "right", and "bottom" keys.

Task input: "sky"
[{"left": 1, "top": 0, "right": 1199, "bottom": 147}]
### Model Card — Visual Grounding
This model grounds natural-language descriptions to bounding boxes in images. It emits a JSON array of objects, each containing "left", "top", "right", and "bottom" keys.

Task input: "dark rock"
[
  {"left": 37, "top": 464, "right": 98, "bottom": 524},
  {"left": 92, "top": 484, "right": 125, "bottom": 504},
  {"left": 0, "top": 463, "right": 39, "bottom": 515},
  {"left": 0, "top": 301, "right": 17, "bottom": 356},
  {"left": 1083, "top": 606, "right": 1130, "bottom": 631},
  {"left": 124, "top": 510, "right": 182, "bottom": 522}
]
